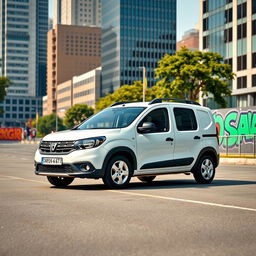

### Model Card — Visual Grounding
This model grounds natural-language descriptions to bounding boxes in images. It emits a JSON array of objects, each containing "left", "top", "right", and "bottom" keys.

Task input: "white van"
[{"left": 34, "top": 98, "right": 219, "bottom": 188}]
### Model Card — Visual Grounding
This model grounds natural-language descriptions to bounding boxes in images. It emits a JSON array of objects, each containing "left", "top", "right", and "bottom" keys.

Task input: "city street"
[{"left": 0, "top": 143, "right": 256, "bottom": 256}]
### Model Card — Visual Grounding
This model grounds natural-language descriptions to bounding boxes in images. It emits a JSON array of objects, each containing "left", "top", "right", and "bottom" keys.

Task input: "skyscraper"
[
  {"left": 0, "top": 0, "right": 48, "bottom": 127},
  {"left": 101, "top": 0, "right": 176, "bottom": 95},
  {"left": 53, "top": 0, "right": 101, "bottom": 27},
  {"left": 200, "top": 0, "right": 256, "bottom": 108}
]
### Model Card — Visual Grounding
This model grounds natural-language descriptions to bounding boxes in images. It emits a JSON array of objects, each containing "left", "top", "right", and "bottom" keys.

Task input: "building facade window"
[
  {"left": 237, "top": 76, "right": 247, "bottom": 89},
  {"left": 237, "top": 55, "right": 247, "bottom": 70},
  {"left": 252, "top": 74, "right": 256, "bottom": 87},
  {"left": 237, "top": 2, "right": 247, "bottom": 19},
  {"left": 203, "top": 0, "right": 208, "bottom": 14},
  {"left": 237, "top": 23, "right": 247, "bottom": 39},
  {"left": 252, "top": 20, "right": 256, "bottom": 35},
  {"left": 203, "top": 35, "right": 209, "bottom": 49},
  {"left": 224, "top": 58, "right": 233, "bottom": 68},
  {"left": 253, "top": 0, "right": 256, "bottom": 14},
  {"left": 203, "top": 17, "right": 208, "bottom": 31},
  {"left": 225, "top": 8, "right": 233, "bottom": 23},
  {"left": 252, "top": 53, "right": 256, "bottom": 68},
  {"left": 224, "top": 27, "right": 232, "bottom": 42}
]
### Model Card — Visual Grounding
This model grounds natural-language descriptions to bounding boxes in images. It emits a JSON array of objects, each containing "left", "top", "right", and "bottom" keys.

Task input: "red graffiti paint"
[{"left": 0, "top": 128, "right": 23, "bottom": 141}]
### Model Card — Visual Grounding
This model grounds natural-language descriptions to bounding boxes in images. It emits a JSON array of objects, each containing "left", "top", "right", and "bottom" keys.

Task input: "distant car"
[{"left": 34, "top": 98, "right": 219, "bottom": 189}]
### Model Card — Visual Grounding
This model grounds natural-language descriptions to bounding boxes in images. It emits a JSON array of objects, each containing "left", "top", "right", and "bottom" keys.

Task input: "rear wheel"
[
  {"left": 193, "top": 155, "right": 215, "bottom": 184},
  {"left": 138, "top": 176, "right": 156, "bottom": 183},
  {"left": 47, "top": 176, "right": 74, "bottom": 187},
  {"left": 102, "top": 155, "right": 133, "bottom": 189}
]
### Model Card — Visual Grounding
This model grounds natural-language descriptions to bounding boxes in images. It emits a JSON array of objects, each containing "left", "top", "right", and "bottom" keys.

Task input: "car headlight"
[{"left": 74, "top": 136, "right": 106, "bottom": 150}]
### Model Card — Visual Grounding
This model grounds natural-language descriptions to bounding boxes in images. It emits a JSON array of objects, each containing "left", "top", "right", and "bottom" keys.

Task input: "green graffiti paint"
[{"left": 213, "top": 110, "right": 256, "bottom": 148}]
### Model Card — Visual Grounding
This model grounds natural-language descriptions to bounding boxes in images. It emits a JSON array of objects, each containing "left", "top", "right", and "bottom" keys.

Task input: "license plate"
[{"left": 41, "top": 157, "right": 63, "bottom": 165}]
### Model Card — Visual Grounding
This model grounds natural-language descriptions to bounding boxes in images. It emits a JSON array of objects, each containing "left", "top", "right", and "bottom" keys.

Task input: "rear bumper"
[{"left": 35, "top": 162, "right": 105, "bottom": 179}]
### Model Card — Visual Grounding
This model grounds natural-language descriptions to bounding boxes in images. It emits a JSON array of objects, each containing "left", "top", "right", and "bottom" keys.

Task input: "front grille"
[
  {"left": 40, "top": 141, "right": 75, "bottom": 154},
  {"left": 37, "top": 164, "right": 75, "bottom": 173}
]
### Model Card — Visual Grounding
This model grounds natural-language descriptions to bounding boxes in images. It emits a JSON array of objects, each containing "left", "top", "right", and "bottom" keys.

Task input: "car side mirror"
[{"left": 137, "top": 122, "right": 156, "bottom": 133}]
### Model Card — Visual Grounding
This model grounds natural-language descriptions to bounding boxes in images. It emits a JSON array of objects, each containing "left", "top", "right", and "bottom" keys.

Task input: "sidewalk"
[{"left": 220, "top": 157, "right": 256, "bottom": 165}]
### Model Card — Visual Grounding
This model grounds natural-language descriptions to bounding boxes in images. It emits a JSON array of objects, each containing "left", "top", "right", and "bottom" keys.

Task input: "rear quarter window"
[
  {"left": 173, "top": 107, "right": 197, "bottom": 131},
  {"left": 196, "top": 109, "right": 212, "bottom": 130}
]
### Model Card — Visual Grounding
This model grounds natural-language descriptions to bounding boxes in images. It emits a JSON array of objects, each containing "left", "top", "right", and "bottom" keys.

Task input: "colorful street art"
[
  {"left": 0, "top": 128, "right": 23, "bottom": 141},
  {"left": 213, "top": 108, "right": 256, "bottom": 148}
]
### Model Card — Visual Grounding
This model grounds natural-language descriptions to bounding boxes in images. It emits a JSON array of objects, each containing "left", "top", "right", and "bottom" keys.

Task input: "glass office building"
[
  {"left": 200, "top": 0, "right": 256, "bottom": 108},
  {"left": 101, "top": 0, "right": 176, "bottom": 95},
  {"left": 0, "top": 0, "right": 48, "bottom": 127}
]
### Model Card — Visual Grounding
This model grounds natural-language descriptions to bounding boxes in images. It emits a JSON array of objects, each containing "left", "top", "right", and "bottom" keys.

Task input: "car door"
[
  {"left": 136, "top": 106, "right": 175, "bottom": 173},
  {"left": 171, "top": 106, "right": 202, "bottom": 169}
]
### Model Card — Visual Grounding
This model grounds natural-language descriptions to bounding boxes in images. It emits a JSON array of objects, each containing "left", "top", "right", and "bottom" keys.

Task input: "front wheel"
[
  {"left": 193, "top": 155, "right": 215, "bottom": 184},
  {"left": 47, "top": 176, "right": 74, "bottom": 187},
  {"left": 102, "top": 156, "right": 133, "bottom": 189}
]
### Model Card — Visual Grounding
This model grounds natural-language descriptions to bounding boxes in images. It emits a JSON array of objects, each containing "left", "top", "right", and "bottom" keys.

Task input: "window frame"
[{"left": 137, "top": 107, "right": 170, "bottom": 134}]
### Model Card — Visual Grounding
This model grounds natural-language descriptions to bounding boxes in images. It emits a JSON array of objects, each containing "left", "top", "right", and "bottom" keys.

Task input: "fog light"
[{"left": 81, "top": 164, "right": 91, "bottom": 172}]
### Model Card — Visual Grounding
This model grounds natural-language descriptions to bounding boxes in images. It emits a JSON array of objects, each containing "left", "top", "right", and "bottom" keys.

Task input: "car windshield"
[{"left": 77, "top": 107, "right": 146, "bottom": 130}]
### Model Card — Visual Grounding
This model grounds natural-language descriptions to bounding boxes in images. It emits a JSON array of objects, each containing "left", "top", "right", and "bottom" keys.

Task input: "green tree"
[
  {"left": 0, "top": 76, "right": 11, "bottom": 113},
  {"left": 96, "top": 81, "right": 168, "bottom": 112},
  {"left": 37, "top": 114, "right": 65, "bottom": 137},
  {"left": 64, "top": 104, "right": 94, "bottom": 128},
  {"left": 155, "top": 47, "right": 235, "bottom": 107}
]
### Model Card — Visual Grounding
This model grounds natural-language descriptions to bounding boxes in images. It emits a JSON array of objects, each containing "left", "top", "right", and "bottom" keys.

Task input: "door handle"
[
  {"left": 166, "top": 137, "right": 174, "bottom": 142},
  {"left": 194, "top": 136, "right": 201, "bottom": 140}
]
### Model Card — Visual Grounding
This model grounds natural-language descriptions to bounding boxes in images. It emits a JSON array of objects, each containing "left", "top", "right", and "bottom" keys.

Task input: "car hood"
[{"left": 42, "top": 129, "right": 121, "bottom": 141}]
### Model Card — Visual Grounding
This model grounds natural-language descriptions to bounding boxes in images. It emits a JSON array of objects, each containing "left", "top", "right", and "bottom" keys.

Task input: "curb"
[{"left": 220, "top": 157, "right": 256, "bottom": 165}]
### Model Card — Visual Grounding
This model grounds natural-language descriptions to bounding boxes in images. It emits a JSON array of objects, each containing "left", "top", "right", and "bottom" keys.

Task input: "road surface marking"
[
  {"left": 1, "top": 174, "right": 256, "bottom": 213},
  {"left": 0, "top": 175, "right": 48, "bottom": 184},
  {"left": 109, "top": 190, "right": 256, "bottom": 213}
]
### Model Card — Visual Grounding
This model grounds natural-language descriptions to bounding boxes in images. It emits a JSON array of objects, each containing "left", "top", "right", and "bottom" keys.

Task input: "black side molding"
[
  {"left": 202, "top": 134, "right": 218, "bottom": 137},
  {"left": 141, "top": 157, "right": 194, "bottom": 170}
]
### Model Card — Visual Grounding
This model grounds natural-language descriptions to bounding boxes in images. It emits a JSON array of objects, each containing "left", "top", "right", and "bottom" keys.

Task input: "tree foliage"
[
  {"left": 0, "top": 76, "right": 11, "bottom": 101},
  {"left": 64, "top": 104, "right": 94, "bottom": 128},
  {"left": 155, "top": 47, "right": 235, "bottom": 107},
  {"left": 96, "top": 81, "right": 170, "bottom": 112},
  {"left": 37, "top": 114, "right": 65, "bottom": 137}
]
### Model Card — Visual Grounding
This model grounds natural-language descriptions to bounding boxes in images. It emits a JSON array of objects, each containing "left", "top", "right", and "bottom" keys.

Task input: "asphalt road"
[{"left": 0, "top": 143, "right": 256, "bottom": 256}]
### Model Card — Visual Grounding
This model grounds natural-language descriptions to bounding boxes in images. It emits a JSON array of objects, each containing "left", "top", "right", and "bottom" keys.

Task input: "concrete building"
[
  {"left": 0, "top": 0, "right": 48, "bottom": 127},
  {"left": 53, "top": 0, "right": 101, "bottom": 27},
  {"left": 200, "top": 0, "right": 256, "bottom": 108},
  {"left": 101, "top": 0, "right": 176, "bottom": 95},
  {"left": 46, "top": 24, "right": 101, "bottom": 115},
  {"left": 177, "top": 29, "right": 199, "bottom": 51},
  {"left": 56, "top": 67, "right": 101, "bottom": 118}
]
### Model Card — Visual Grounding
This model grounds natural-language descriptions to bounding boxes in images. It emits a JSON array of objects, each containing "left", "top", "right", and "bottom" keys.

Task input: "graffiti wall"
[
  {"left": 213, "top": 107, "right": 256, "bottom": 153},
  {"left": 0, "top": 128, "right": 23, "bottom": 141}
]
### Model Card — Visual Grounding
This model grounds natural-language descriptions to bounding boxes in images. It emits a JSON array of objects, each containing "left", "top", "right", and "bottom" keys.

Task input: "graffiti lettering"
[
  {"left": 213, "top": 110, "right": 256, "bottom": 148},
  {"left": 0, "top": 128, "right": 23, "bottom": 141}
]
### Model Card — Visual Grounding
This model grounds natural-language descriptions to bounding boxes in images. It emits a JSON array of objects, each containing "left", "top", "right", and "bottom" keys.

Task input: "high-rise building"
[
  {"left": 53, "top": 0, "right": 101, "bottom": 27},
  {"left": 46, "top": 24, "right": 101, "bottom": 115},
  {"left": 101, "top": 0, "right": 176, "bottom": 95},
  {"left": 0, "top": 0, "right": 48, "bottom": 127},
  {"left": 177, "top": 29, "right": 199, "bottom": 51},
  {"left": 200, "top": 0, "right": 256, "bottom": 108}
]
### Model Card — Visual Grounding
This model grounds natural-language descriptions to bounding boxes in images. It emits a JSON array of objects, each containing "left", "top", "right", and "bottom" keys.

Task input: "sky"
[{"left": 48, "top": 0, "right": 199, "bottom": 42}]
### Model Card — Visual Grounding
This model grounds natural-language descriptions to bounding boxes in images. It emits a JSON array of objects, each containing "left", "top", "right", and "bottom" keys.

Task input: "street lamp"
[{"left": 139, "top": 66, "right": 147, "bottom": 102}]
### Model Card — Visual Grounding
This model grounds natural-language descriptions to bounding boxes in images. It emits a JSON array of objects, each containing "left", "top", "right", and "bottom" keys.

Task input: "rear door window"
[{"left": 173, "top": 107, "right": 197, "bottom": 131}]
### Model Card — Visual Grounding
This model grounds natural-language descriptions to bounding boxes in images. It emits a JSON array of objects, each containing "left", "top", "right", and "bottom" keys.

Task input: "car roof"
[{"left": 110, "top": 102, "right": 211, "bottom": 111}]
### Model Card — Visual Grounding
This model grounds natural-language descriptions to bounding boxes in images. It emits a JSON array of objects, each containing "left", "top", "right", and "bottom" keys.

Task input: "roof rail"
[
  {"left": 110, "top": 101, "right": 134, "bottom": 107},
  {"left": 149, "top": 98, "right": 201, "bottom": 106}
]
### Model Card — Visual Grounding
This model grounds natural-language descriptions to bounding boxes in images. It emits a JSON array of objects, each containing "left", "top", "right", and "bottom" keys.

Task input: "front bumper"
[{"left": 35, "top": 161, "right": 104, "bottom": 179}]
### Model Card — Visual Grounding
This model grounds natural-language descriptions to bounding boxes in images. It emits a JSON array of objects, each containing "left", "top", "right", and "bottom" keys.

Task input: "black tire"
[
  {"left": 137, "top": 176, "right": 156, "bottom": 183},
  {"left": 193, "top": 155, "right": 215, "bottom": 184},
  {"left": 102, "top": 155, "right": 133, "bottom": 189},
  {"left": 47, "top": 176, "right": 74, "bottom": 187}
]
